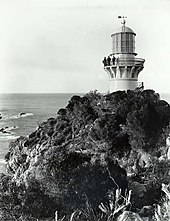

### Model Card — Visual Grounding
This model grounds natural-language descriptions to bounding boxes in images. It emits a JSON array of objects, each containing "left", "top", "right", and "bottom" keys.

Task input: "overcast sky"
[{"left": 0, "top": 0, "right": 170, "bottom": 93}]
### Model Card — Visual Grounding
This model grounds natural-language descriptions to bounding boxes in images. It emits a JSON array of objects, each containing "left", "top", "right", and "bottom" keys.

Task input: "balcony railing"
[
  {"left": 137, "top": 82, "right": 144, "bottom": 90},
  {"left": 103, "top": 58, "right": 145, "bottom": 67}
]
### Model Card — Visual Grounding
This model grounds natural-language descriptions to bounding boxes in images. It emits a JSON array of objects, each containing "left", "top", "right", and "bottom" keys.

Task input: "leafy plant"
[{"left": 154, "top": 184, "right": 170, "bottom": 221}]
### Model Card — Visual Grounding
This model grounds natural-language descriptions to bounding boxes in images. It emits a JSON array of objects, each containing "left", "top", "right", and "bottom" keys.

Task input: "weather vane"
[{"left": 118, "top": 15, "right": 127, "bottom": 26}]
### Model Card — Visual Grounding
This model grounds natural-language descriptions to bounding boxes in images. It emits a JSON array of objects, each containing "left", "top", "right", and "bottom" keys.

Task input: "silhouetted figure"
[
  {"left": 115, "top": 57, "right": 119, "bottom": 65},
  {"left": 112, "top": 55, "right": 116, "bottom": 65},
  {"left": 102, "top": 57, "right": 107, "bottom": 66},
  {"left": 107, "top": 56, "right": 111, "bottom": 66}
]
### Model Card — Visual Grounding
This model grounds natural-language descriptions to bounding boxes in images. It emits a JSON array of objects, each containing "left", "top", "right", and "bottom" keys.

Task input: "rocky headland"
[{"left": 1, "top": 90, "right": 170, "bottom": 220}]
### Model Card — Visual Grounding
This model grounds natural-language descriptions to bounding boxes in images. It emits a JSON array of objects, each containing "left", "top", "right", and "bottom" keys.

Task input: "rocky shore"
[{"left": 1, "top": 90, "right": 170, "bottom": 220}]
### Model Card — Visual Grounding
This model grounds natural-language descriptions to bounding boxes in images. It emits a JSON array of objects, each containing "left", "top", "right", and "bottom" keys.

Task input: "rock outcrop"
[{"left": 1, "top": 89, "right": 170, "bottom": 220}]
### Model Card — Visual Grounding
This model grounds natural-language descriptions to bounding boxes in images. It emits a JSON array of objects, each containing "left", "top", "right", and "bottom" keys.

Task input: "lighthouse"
[{"left": 103, "top": 17, "right": 145, "bottom": 92}]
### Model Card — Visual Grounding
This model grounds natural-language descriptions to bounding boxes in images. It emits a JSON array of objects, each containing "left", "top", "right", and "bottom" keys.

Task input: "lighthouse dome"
[{"left": 112, "top": 26, "right": 135, "bottom": 35}]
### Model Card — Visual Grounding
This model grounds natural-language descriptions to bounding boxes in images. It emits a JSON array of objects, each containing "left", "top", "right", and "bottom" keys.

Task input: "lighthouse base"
[{"left": 109, "top": 79, "right": 137, "bottom": 92}]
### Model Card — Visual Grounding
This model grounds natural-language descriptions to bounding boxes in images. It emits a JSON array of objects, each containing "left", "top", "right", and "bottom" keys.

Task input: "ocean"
[{"left": 0, "top": 92, "right": 169, "bottom": 173}]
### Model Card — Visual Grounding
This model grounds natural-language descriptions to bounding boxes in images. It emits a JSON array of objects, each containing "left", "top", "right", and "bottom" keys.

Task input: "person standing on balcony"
[
  {"left": 102, "top": 57, "right": 107, "bottom": 66},
  {"left": 112, "top": 55, "right": 116, "bottom": 65},
  {"left": 107, "top": 56, "right": 111, "bottom": 66},
  {"left": 115, "top": 56, "right": 119, "bottom": 65}
]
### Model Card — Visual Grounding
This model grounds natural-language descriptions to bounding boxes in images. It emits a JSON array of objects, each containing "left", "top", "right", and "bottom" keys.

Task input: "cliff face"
[{"left": 1, "top": 90, "right": 170, "bottom": 220}]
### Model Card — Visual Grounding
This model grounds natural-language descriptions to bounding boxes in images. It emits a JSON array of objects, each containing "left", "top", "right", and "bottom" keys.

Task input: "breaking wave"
[
  {"left": 0, "top": 134, "right": 20, "bottom": 140},
  {"left": 0, "top": 159, "right": 6, "bottom": 164},
  {"left": 10, "top": 113, "right": 34, "bottom": 119}
]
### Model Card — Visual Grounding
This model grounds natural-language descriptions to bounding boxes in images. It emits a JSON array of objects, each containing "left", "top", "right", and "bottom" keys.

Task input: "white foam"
[
  {"left": 0, "top": 112, "right": 34, "bottom": 121},
  {"left": 21, "top": 112, "right": 34, "bottom": 117},
  {"left": 10, "top": 112, "right": 34, "bottom": 119},
  {"left": 0, "top": 159, "right": 6, "bottom": 164},
  {"left": 0, "top": 134, "right": 20, "bottom": 140}
]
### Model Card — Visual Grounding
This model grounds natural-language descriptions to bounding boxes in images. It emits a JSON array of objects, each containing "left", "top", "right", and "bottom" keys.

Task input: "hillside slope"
[{"left": 1, "top": 89, "right": 170, "bottom": 220}]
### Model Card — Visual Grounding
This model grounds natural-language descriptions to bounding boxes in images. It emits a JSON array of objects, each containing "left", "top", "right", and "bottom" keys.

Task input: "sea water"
[
  {"left": 0, "top": 93, "right": 82, "bottom": 173},
  {"left": 0, "top": 92, "right": 169, "bottom": 173}
]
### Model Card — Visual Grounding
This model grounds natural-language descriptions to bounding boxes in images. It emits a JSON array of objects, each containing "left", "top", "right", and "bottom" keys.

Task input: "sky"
[{"left": 0, "top": 0, "right": 170, "bottom": 93}]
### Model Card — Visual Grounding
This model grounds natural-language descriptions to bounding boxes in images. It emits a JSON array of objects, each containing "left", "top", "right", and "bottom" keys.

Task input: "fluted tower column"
[{"left": 103, "top": 17, "right": 145, "bottom": 92}]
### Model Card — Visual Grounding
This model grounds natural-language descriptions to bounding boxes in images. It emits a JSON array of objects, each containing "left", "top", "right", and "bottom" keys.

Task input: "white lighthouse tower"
[{"left": 103, "top": 17, "right": 145, "bottom": 92}]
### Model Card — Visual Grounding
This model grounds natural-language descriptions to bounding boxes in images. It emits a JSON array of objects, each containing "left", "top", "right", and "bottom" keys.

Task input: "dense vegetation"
[{"left": 1, "top": 89, "right": 170, "bottom": 220}]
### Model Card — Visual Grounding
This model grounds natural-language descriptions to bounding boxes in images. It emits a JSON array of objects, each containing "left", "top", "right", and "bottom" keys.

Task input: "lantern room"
[
  {"left": 111, "top": 27, "right": 136, "bottom": 55},
  {"left": 111, "top": 23, "right": 136, "bottom": 55}
]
